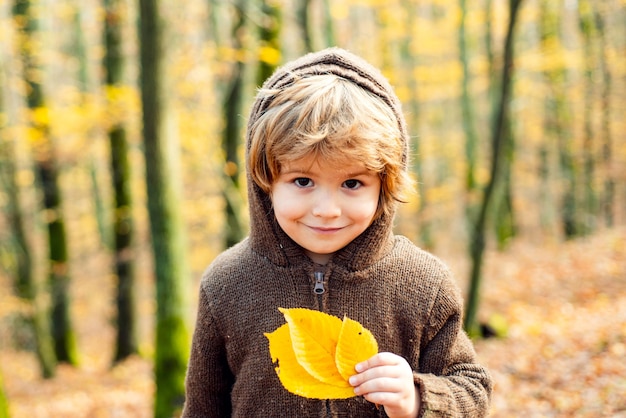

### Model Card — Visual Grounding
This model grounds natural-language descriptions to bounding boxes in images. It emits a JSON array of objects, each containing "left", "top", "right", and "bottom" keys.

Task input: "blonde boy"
[{"left": 183, "top": 47, "right": 492, "bottom": 417}]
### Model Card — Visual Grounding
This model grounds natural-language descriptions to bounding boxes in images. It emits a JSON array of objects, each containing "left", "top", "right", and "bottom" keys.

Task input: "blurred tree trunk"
[
  {"left": 537, "top": 141, "right": 555, "bottom": 232},
  {"left": 138, "top": 0, "right": 190, "bottom": 416},
  {"left": 257, "top": 0, "right": 282, "bottom": 86},
  {"left": 485, "top": 0, "right": 495, "bottom": 98},
  {"left": 0, "top": 74, "right": 56, "bottom": 379},
  {"left": 297, "top": 0, "right": 313, "bottom": 52},
  {"left": 459, "top": 0, "right": 479, "bottom": 195},
  {"left": 540, "top": 0, "right": 579, "bottom": 239},
  {"left": 578, "top": 0, "right": 599, "bottom": 234},
  {"left": 206, "top": 0, "right": 223, "bottom": 47},
  {"left": 36, "top": 157, "right": 79, "bottom": 364},
  {"left": 221, "top": 0, "right": 247, "bottom": 248},
  {"left": 69, "top": 1, "right": 110, "bottom": 248},
  {"left": 69, "top": 2, "right": 89, "bottom": 92},
  {"left": 459, "top": 0, "right": 484, "bottom": 248},
  {"left": 90, "top": 164, "right": 110, "bottom": 248},
  {"left": 485, "top": 0, "right": 517, "bottom": 248},
  {"left": 105, "top": 0, "right": 138, "bottom": 362},
  {"left": 465, "top": 0, "right": 524, "bottom": 336},
  {"left": 13, "top": 0, "right": 78, "bottom": 365},
  {"left": 483, "top": 0, "right": 516, "bottom": 248},
  {"left": 595, "top": 4, "right": 614, "bottom": 227},
  {"left": 535, "top": 0, "right": 558, "bottom": 235},
  {"left": 489, "top": 4, "right": 516, "bottom": 248},
  {"left": 0, "top": 149, "right": 59, "bottom": 378},
  {"left": 492, "top": 121, "right": 516, "bottom": 249},
  {"left": 321, "top": 0, "right": 335, "bottom": 48}
]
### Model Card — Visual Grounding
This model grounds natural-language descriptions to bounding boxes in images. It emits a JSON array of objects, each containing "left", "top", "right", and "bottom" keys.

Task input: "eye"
[
  {"left": 343, "top": 179, "right": 362, "bottom": 190},
  {"left": 294, "top": 177, "right": 313, "bottom": 188}
]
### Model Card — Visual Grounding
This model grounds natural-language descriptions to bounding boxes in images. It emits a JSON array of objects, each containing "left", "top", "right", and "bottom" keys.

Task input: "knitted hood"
[{"left": 245, "top": 47, "right": 409, "bottom": 272}]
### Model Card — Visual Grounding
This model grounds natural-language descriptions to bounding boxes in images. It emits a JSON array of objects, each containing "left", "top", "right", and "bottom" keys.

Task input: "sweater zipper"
[
  {"left": 313, "top": 271, "right": 326, "bottom": 311},
  {"left": 313, "top": 271, "right": 331, "bottom": 417},
  {"left": 313, "top": 271, "right": 325, "bottom": 295}
]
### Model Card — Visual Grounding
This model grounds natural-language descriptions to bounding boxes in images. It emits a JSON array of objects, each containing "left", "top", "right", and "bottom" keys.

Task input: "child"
[{"left": 183, "top": 47, "right": 492, "bottom": 417}]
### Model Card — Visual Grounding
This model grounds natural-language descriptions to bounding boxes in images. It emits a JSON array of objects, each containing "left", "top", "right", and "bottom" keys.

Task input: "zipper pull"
[{"left": 313, "top": 271, "right": 325, "bottom": 294}]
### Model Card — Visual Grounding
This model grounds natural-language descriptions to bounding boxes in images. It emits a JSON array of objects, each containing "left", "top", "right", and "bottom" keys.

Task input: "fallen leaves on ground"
[
  {"left": 1, "top": 227, "right": 624, "bottom": 417},
  {"left": 475, "top": 227, "right": 626, "bottom": 417}
]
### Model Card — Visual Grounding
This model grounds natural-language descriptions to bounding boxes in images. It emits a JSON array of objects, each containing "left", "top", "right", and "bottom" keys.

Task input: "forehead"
[{"left": 280, "top": 154, "right": 372, "bottom": 176}]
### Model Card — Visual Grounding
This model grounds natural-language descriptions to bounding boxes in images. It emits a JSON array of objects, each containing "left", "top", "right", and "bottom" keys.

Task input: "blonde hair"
[{"left": 248, "top": 74, "right": 412, "bottom": 219}]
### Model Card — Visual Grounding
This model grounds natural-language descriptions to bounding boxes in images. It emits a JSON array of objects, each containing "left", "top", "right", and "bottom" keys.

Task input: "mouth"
[{"left": 308, "top": 226, "right": 343, "bottom": 234}]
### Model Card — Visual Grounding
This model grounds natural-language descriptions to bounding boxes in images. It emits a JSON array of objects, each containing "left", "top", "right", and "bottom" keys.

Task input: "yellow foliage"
[
  {"left": 31, "top": 106, "right": 51, "bottom": 127},
  {"left": 104, "top": 85, "right": 140, "bottom": 128},
  {"left": 217, "top": 46, "right": 247, "bottom": 63},
  {"left": 26, "top": 126, "right": 45, "bottom": 144},
  {"left": 265, "top": 308, "right": 378, "bottom": 399},
  {"left": 258, "top": 46, "right": 281, "bottom": 66}
]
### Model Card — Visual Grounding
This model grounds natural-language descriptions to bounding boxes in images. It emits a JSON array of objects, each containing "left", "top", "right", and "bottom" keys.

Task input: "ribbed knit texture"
[{"left": 183, "top": 48, "right": 492, "bottom": 417}]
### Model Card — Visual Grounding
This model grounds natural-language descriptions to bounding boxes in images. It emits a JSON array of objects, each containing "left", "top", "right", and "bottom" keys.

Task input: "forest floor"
[{"left": 1, "top": 226, "right": 625, "bottom": 417}]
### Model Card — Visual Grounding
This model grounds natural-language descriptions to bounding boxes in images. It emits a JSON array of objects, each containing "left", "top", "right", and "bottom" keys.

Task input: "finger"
[
  {"left": 362, "top": 390, "right": 398, "bottom": 406},
  {"left": 356, "top": 352, "right": 403, "bottom": 372},
  {"left": 358, "top": 382, "right": 419, "bottom": 418},
  {"left": 349, "top": 362, "right": 403, "bottom": 388},
  {"left": 353, "top": 376, "right": 405, "bottom": 396}
]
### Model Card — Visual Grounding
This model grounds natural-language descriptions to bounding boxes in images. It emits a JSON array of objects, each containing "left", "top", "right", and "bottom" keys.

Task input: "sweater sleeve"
[
  {"left": 414, "top": 279, "right": 492, "bottom": 417},
  {"left": 182, "top": 285, "right": 233, "bottom": 417}
]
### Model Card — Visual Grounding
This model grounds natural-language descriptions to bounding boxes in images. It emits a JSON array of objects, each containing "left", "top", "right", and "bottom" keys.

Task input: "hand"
[{"left": 349, "top": 352, "right": 420, "bottom": 418}]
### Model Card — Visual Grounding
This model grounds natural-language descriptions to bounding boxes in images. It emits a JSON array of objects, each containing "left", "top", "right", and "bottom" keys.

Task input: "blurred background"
[{"left": 0, "top": 0, "right": 624, "bottom": 416}]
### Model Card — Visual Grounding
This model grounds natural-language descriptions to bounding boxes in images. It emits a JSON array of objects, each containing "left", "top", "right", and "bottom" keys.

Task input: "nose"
[{"left": 311, "top": 189, "right": 341, "bottom": 218}]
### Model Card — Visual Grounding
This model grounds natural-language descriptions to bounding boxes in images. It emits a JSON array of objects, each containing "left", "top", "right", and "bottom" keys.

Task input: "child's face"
[{"left": 270, "top": 154, "right": 381, "bottom": 265}]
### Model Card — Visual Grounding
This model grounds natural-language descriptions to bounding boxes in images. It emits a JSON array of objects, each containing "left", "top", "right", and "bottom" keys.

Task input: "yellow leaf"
[
  {"left": 335, "top": 316, "right": 378, "bottom": 381},
  {"left": 265, "top": 324, "right": 355, "bottom": 399},
  {"left": 280, "top": 307, "right": 347, "bottom": 386},
  {"left": 265, "top": 308, "right": 379, "bottom": 400}
]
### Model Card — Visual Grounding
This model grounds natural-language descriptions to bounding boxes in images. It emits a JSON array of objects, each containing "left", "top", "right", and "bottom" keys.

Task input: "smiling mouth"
[{"left": 309, "top": 226, "right": 343, "bottom": 233}]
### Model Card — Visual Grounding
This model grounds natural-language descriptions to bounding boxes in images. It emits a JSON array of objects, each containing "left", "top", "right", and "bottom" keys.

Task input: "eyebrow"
[
  {"left": 279, "top": 167, "right": 310, "bottom": 176},
  {"left": 280, "top": 167, "right": 374, "bottom": 178},
  {"left": 342, "top": 170, "right": 375, "bottom": 177}
]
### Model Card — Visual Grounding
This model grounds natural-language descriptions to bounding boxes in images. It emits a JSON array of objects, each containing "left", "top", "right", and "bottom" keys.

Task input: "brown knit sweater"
[{"left": 182, "top": 48, "right": 492, "bottom": 417}]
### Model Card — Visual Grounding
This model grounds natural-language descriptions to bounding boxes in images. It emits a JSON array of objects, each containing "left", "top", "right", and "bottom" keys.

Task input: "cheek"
[
  {"left": 354, "top": 191, "right": 381, "bottom": 222},
  {"left": 360, "top": 202, "right": 379, "bottom": 224},
  {"left": 271, "top": 189, "right": 303, "bottom": 221}
]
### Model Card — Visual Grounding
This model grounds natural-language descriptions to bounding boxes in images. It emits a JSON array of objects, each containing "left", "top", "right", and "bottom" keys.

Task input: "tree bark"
[
  {"left": 13, "top": 0, "right": 78, "bottom": 366},
  {"left": 138, "top": 0, "right": 190, "bottom": 416},
  {"left": 459, "top": 0, "right": 479, "bottom": 193},
  {"left": 104, "top": 0, "right": 138, "bottom": 362},
  {"left": 36, "top": 159, "right": 78, "bottom": 364},
  {"left": 0, "top": 81, "right": 57, "bottom": 378},
  {"left": 578, "top": 0, "right": 598, "bottom": 234},
  {"left": 464, "top": 0, "right": 524, "bottom": 336},
  {"left": 540, "top": 0, "right": 579, "bottom": 238},
  {"left": 594, "top": 4, "right": 615, "bottom": 227},
  {"left": 221, "top": 0, "right": 247, "bottom": 248},
  {"left": 492, "top": 121, "right": 516, "bottom": 249}
]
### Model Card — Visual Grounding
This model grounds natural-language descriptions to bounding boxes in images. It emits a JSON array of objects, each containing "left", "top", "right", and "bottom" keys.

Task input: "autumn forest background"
[{"left": 0, "top": 0, "right": 625, "bottom": 416}]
